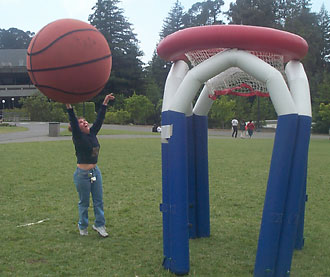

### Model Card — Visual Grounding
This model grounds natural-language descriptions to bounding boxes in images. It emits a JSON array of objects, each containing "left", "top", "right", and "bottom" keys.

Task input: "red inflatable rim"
[{"left": 157, "top": 25, "right": 308, "bottom": 63}]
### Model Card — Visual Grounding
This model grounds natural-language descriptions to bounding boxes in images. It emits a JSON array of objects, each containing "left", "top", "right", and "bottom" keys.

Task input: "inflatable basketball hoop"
[{"left": 157, "top": 25, "right": 312, "bottom": 276}]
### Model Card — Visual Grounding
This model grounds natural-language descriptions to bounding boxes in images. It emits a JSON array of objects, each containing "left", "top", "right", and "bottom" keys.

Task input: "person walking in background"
[
  {"left": 247, "top": 120, "right": 255, "bottom": 138},
  {"left": 66, "top": 93, "right": 115, "bottom": 237},
  {"left": 231, "top": 118, "right": 238, "bottom": 138},
  {"left": 239, "top": 120, "right": 246, "bottom": 138}
]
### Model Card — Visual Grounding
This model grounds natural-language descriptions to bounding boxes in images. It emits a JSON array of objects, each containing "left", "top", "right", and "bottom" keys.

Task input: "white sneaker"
[
  {"left": 78, "top": 226, "right": 88, "bottom": 236},
  {"left": 92, "top": 225, "right": 108, "bottom": 237}
]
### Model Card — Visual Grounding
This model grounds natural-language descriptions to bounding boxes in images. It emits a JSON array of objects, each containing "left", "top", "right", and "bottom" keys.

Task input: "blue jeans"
[{"left": 73, "top": 166, "right": 105, "bottom": 230}]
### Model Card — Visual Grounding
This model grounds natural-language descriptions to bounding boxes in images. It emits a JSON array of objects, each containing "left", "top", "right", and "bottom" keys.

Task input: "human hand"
[{"left": 103, "top": 93, "right": 115, "bottom": 105}]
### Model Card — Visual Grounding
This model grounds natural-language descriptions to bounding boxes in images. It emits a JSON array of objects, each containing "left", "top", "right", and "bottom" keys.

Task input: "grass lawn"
[
  {"left": 0, "top": 125, "right": 28, "bottom": 134},
  {"left": 0, "top": 138, "right": 329, "bottom": 276}
]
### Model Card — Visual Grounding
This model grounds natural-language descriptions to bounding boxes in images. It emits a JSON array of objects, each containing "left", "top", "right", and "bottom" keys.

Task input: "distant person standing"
[
  {"left": 231, "top": 118, "right": 238, "bottom": 138},
  {"left": 239, "top": 120, "right": 246, "bottom": 138},
  {"left": 247, "top": 120, "right": 255, "bottom": 138}
]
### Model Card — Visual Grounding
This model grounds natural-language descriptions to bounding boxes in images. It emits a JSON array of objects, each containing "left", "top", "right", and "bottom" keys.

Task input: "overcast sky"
[{"left": 0, "top": 0, "right": 328, "bottom": 63}]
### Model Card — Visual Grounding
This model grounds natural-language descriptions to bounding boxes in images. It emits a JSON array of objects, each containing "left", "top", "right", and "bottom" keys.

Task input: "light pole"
[
  {"left": 11, "top": 98, "right": 14, "bottom": 109},
  {"left": 2, "top": 99, "right": 5, "bottom": 110}
]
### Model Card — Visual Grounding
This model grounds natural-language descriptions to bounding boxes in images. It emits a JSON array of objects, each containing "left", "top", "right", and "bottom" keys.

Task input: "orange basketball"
[{"left": 26, "top": 19, "right": 112, "bottom": 103}]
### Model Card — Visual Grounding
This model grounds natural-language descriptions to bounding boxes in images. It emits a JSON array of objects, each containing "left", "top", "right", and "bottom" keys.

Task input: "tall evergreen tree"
[
  {"left": 183, "top": 0, "right": 225, "bottom": 27},
  {"left": 318, "top": 4, "right": 330, "bottom": 68},
  {"left": 283, "top": 1, "right": 322, "bottom": 98},
  {"left": 148, "top": 1, "right": 187, "bottom": 103},
  {"left": 159, "top": 0, "right": 186, "bottom": 39},
  {"left": 88, "top": 0, "right": 144, "bottom": 100},
  {"left": 227, "top": 0, "right": 278, "bottom": 27}
]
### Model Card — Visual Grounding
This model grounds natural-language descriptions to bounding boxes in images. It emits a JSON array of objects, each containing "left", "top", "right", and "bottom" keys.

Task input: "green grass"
[
  {"left": 0, "top": 126, "right": 28, "bottom": 134},
  {"left": 0, "top": 138, "right": 329, "bottom": 276}
]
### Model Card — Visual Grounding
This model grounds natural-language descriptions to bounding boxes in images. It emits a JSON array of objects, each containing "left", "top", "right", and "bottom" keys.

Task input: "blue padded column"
[
  {"left": 274, "top": 115, "right": 312, "bottom": 276},
  {"left": 194, "top": 114, "right": 210, "bottom": 238},
  {"left": 254, "top": 113, "right": 298, "bottom": 277},
  {"left": 187, "top": 115, "right": 197, "bottom": 239},
  {"left": 161, "top": 111, "right": 170, "bottom": 269},
  {"left": 295, "top": 119, "right": 310, "bottom": 250},
  {"left": 295, "top": 171, "right": 307, "bottom": 250},
  {"left": 160, "top": 110, "right": 190, "bottom": 275}
]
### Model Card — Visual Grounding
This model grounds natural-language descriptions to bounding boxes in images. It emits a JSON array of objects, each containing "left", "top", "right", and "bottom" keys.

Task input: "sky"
[{"left": 0, "top": 0, "right": 329, "bottom": 64}]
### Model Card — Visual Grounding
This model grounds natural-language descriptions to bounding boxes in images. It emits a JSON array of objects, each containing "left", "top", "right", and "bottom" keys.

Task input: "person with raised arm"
[{"left": 66, "top": 93, "right": 115, "bottom": 237}]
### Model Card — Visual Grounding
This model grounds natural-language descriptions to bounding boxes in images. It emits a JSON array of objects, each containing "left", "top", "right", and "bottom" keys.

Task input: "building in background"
[{"left": 0, "top": 49, "right": 37, "bottom": 109}]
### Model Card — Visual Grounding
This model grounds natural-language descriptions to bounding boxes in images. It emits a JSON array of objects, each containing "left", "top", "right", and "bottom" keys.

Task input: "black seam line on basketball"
[
  {"left": 35, "top": 84, "right": 105, "bottom": 96},
  {"left": 27, "top": 28, "right": 100, "bottom": 56},
  {"left": 27, "top": 54, "right": 112, "bottom": 72},
  {"left": 27, "top": 30, "right": 41, "bottom": 84}
]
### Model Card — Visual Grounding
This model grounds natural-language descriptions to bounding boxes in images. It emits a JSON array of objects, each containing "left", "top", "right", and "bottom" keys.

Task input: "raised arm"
[
  {"left": 91, "top": 93, "right": 115, "bottom": 134},
  {"left": 66, "top": 104, "right": 81, "bottom": 136}
]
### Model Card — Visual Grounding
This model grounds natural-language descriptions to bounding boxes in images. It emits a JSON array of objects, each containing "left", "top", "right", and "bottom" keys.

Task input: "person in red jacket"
[{"left": 247, "top": 120, "right": 255, "bottom": 138}]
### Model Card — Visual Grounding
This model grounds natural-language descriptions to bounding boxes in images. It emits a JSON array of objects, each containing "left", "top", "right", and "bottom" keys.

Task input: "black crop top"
[{"left": 67, "top": 105, "right": 107, "bottom": 164}]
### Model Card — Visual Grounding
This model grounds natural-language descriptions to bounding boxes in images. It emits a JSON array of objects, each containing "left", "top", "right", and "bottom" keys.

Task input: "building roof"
[{"left": 0, "top": 49, "right": 27, "bottom": 67}]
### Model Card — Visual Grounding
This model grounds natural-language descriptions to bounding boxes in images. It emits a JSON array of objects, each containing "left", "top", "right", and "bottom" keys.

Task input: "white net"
[{"left": 185, "top": 48, "right": 285, "bottom": 99}]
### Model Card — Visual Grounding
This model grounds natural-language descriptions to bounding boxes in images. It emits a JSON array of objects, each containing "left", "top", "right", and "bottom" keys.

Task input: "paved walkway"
[
  {"left": 0, "top": 122, "right": 328, "bottom": 144},
  {"left": 0, "top": 122, "right": 159, "bottom": 144}
]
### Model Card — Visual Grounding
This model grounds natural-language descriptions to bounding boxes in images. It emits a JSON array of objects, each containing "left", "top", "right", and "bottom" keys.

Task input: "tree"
[
  {"left": 143, "top": 76, "right": 162, "bottom": 105},
  {"left": 227, "top": 0, "right": 278, "bottom": 27},
  {"left": 159, "top": 0, "right": 186, "bottom": 39},
  {"left": 209, "top": 96, "right": 236, "bottom": 128},
  {"left": 88, "top": 0, "right": 144, "bottom": 100},
  {"left": 146, "top": 54, "right": 170, "bottom": 100},
  {"left": 232, "top": 96, "right": 252, "bottom": 122},
  {"left": 0, "top": 28, "right": 34, "bottom": 49},
  {"left": 183, "top": 0, "right": 225, "bottom": 27},
  {"left": 125, "top": 93, "right": 155, "bottom": 124},
  {"left": 313, "top": 102, "right": 330, "bottom": 133},
  {"left": 73, "top": 102, "right": 96, "bottom": 123},
  {"left": 318, "top": 4, "right": 330, "bottom": 68},
  {"left": 104, "top": 109, "right": 130, "bottom": 124},
  {"left": 319, "top": 103, "right": 330, "bottom": 124},
  {"left": 314, "top": 72, "right": 330, "bottom": 105},
  {"left": 148, "top": 1, "right": 187, "bottom": 106},
  {"left": 251, "top": 96, "right": 277, "bottom": 126},
  {"left": 283, "top": 2, "right": 323, "bottom": 100},
  {"left": 19, "top": 93, "right": 66, "bottom": 122},
  {"left": 311, "top": 72, "right": 330, "bottom": 133}
]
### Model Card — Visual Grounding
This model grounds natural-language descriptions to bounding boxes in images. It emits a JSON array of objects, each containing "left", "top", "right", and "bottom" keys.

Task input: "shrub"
[
  {"left": 72, "top": 102, "right": 96, "bottom": 123},
  {"left": 125, "top": 93, "right": 155, "bottom": 124},
  {"left": 105, "top": 110, "right": 131, "bottom": 124},
  {"left": 209, "top": 96, "right": 236, "bottom": 128},
  {"left": 313, "top": 103, "right": 330, "bottom": 134},
  {"left": 19, "top": 92, "right": 66, "bottom": 122}
]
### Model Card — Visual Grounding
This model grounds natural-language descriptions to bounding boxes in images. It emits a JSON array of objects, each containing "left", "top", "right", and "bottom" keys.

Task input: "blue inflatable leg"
[
  {"left": 254, "top": 114, "right": 298, "bottom": 277},
  {"left": 194, "top": 114, "right": 210, "bottom": 238},
  {"left": 161, "top": 111, "right": 171, "bottom": 269},
  {"left": 160, "top": 110, "right": 190, "bottom": 275},
  {"left": 274, "top": 115, "right": 311, "bottom": 276},
  {"left": 187, "top": 115, "right": 197, "bottom": 239}
]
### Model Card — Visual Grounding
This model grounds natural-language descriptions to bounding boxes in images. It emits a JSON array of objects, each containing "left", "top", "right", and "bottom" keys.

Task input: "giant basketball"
[{"left": 26, "top": 18, "right": 112, "bottom": 103}]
